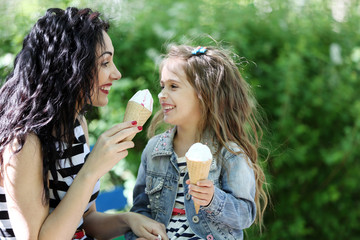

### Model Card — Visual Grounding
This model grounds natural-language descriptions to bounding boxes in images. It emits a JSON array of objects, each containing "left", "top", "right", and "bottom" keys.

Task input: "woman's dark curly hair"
[{"left": 0, "top": 7, "right": 109, "bottom": 203}]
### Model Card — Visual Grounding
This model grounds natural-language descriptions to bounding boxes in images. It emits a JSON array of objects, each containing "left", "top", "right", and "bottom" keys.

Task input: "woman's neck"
[{"left": 173, "top": 125, "right": 198, "bottom": 158}]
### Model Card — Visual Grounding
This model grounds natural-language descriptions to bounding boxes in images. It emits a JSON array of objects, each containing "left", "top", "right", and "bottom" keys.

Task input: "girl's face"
[
  {"left": 91, "top": 31, "right": 121, "bottom": 107},
  {"left": 158, "top": 58, "right": 201, "bottom": 128}
]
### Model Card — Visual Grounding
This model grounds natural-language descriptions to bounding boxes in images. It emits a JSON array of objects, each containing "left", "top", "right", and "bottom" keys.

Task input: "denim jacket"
[{"left": 125, "top": 128, "right": 256, "bottom": 240}]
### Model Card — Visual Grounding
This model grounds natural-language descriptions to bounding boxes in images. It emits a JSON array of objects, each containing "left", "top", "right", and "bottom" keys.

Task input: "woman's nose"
[{"left": 111, "top": 65, "right": 122, "bottom": 80}]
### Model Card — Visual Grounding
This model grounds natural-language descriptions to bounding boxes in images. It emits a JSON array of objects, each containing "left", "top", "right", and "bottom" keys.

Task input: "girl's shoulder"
[
  {"left": 143, "top": 128, "right": 175, "bottom": 154},
  {"left": 217, "top": 143, "right": 254, "bottom": 175},
  {"left": 220, "top": 141, "right": 249, "bottom": 162},
  {"left": 147, "top": 128, "right": 175, "bottom": 146},
  {"left": 146, "top": 133, "right": 162, "bottom": 147}
]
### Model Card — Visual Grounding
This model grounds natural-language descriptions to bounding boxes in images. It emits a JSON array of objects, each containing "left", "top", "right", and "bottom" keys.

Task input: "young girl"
[{"left": 125, "top": 45, "right": 268, "bottom": 240}]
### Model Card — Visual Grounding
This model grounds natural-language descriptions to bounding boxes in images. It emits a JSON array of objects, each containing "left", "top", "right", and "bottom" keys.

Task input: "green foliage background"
[{"left": 1, "top": 0, "right": 360, "bottom": 239}]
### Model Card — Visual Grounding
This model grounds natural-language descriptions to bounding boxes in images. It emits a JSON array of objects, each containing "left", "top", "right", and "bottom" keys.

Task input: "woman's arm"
[
  {"left": 3, "top": 133, "right": 111, "bottom": 239},
  {"left": 2, "top": 134, "right": 50, "bottom": 239},
  {"left": 83, "top": 204, "right": 167, "bottom": 240},
  {"left": 81, "top": 117, "right": 167, "bottom": 240},
  {"left": 2, "top": 119, "right": 142, "bottom": 239}
]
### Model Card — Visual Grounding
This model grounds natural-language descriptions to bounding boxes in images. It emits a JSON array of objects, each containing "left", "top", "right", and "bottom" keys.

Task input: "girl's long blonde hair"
[{"left": 148, "top": 44, "right": 269, "bottom": 229}]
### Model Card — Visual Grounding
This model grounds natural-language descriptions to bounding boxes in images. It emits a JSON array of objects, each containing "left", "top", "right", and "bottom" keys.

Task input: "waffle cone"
[
  {"left": 186, "top": 157, "right": 212, "bottom": 214},
  {"left": 123, "top": 101, "right": 152, "bottom": 140}
]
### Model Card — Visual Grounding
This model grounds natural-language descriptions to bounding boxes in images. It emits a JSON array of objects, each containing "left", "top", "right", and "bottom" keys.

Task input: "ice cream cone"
[
  {"left": 123, "top": 101, "right": 152, "bottom": 126},
  {"left": 123, "top": 101, "right": 152, "bottom": 140},
  {"left": 186, "top": 157, "right": 212, "bottom": 214}
]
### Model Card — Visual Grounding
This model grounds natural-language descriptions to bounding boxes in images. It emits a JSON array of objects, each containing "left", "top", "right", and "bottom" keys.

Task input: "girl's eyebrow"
[
  {"left": 98, "top": 51, "right": 113, "bottom": 58},
  {"left": 160, "top": 78, "right": 181, "bottom": 83}
]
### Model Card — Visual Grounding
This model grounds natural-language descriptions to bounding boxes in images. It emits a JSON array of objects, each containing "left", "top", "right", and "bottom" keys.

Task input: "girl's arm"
[
  {"left": 201, "top": 153, "right": 257, "bottom": 229},
  {"left": 124, "top": 144, "right": 156, "bottom": 240},
  {"left": 2, "top": 118, "right": 141, "bottom": 239}
]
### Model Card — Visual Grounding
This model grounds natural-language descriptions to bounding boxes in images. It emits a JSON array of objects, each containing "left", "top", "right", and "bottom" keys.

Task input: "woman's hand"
[
  {"left": 83, "top": 121, "right": 142, "bottom": 180},
  {"left": 125, "top": 213, "right": 168, "bottom": 240},
  {"left": 186, "top": 179, "right": 215, "bottom": 207}
]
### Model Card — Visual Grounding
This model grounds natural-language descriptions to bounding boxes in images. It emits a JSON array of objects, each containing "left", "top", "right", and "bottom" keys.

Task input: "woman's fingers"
[
  {"left": 84, "top": 122, "right": 140, "bottom": 178},
  {"left": 104, "top": 121, "right": 142, "bottom": 144},
  {"left": 143, "top": 223, "right": 168, "bottom": 240},
  {"left": 134, "top": 225, "right": 168, "bottom": 240},
  {"left": 113, "top": 140, "right": 135, "bottom": 153},
  {"left": 113, "top": 125, "right": 142, "bottom": 143},
  {"left": 105, "top": 121, "right": 136, "bottom": 137},
  {"left": 129, "top": 213, "right": 168, "bottom": 240}
]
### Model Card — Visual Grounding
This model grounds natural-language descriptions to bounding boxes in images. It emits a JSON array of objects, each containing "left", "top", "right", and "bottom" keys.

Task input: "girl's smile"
[
  {"left": 161, "top": 102, "right": 175, "bottom": 114},
  {"left": 158, "top": 58, "right": 201, "bottom": 127}
]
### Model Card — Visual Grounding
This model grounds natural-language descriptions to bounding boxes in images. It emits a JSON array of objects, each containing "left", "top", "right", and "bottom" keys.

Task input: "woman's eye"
[
  {"left": 171, "top": 84, "right": 178, "bottom": 88},
  {"left": 102, "top": 62, "right": 109, "bottom": 67}
]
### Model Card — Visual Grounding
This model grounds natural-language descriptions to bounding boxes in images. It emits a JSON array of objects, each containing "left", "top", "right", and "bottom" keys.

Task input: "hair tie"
[{"left": 191, "top": 46, "right": 207, "bottom": 55}]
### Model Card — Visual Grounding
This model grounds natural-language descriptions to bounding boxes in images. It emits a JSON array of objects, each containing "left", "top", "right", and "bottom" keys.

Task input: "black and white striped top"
[
  {"left": 166, "top": 157, "right": 202, "bottom": 240},
  {"left": 0, "top": 120, "right": 100, "bottom": 239}
]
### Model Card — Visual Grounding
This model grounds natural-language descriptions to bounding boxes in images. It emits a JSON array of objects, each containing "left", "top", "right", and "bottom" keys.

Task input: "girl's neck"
[{"left": 173, "top": 125, "right": 198, "bottom": 158}]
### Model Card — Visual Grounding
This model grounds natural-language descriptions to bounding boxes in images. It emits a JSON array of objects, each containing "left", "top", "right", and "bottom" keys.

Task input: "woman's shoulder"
[
  {"left": 77, "top": 115, "right": 88, "bottom": 132},
  {"left": 2, "top": 133, "right": 42, "bottom": 166},
  {"left": 10, "top": 133, "right": 41, "bottom": 152}
]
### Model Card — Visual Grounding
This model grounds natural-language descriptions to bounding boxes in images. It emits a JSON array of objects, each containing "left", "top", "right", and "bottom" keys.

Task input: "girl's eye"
[
  {"left": 171, "top": 84, "right": 178, "bottom": 89},
  {"left": 102, "top": 62, "right": 109, "bottom": 67},
  {"left": 160, "top": 85, "right": 164, "bottom": 89}
]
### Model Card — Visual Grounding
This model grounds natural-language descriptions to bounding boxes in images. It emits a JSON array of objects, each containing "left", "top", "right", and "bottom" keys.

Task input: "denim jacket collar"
[
  {"left": 151, "top": 127, "right": 176, "bottom": 158},
  {"left": 150, "top": 126, "right": 219, "bottom": 159}
]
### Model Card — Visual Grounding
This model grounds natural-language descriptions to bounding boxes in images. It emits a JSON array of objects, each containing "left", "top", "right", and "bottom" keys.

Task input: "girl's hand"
[
  {"left": 83, "top": 121, "right": 142, "bottom": 180},
  {"left": 186, "top": 179, "right": 214, "bottom": 207}
]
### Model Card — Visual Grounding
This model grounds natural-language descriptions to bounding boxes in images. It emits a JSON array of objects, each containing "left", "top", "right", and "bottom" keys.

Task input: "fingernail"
[
  {"left": 131, "top": 121, "right": 137, "bottom": 125},
  {"left": 137, "top": 126, "right": 143, "bottom": 131}
]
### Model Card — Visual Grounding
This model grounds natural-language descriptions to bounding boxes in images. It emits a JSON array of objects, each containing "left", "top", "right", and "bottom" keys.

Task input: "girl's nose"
[{"left": 158, "top": 89, "right": 167, "bottom": 99}]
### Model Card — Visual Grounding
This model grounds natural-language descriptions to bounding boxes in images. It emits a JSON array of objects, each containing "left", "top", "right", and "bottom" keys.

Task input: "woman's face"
[{"left": 90, "top": 31, "right": 121, "bottom": 107}]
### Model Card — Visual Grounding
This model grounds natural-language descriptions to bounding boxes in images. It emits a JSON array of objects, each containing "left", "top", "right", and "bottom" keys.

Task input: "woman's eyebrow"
[{"left": 98, "top": 51, "right": 113, "bottom": 58}]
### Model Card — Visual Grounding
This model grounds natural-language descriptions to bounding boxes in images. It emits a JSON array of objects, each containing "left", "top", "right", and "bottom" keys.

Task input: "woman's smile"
[{"left": 100, "top": 83, "right": 112, "bottom": 95}]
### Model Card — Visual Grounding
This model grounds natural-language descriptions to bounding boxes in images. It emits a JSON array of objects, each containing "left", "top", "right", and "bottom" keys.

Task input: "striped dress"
[
  {"left": 0, "top": 120, "right": 100, "bottom": 239},
  {"left": 166, "top": 157, "right": 202, "bottom": 240}
]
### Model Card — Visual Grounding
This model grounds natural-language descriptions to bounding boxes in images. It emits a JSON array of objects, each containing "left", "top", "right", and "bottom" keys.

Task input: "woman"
[{"left": 0, "top": 7, "right": 167, "bottom": 240}]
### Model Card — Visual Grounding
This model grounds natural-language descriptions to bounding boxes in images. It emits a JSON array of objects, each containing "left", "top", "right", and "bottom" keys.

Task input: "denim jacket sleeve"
[
  {"left": 202, "top": 148, "right": 256, "bottom": 230},
  {"left": 124, "top": 141, "right": 153, "bottom": 240}
]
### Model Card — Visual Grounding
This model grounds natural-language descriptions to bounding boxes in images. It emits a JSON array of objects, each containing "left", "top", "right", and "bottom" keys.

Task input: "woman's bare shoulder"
[{"left": 3, "top": 133, "right": 42, "bottom": 164}]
